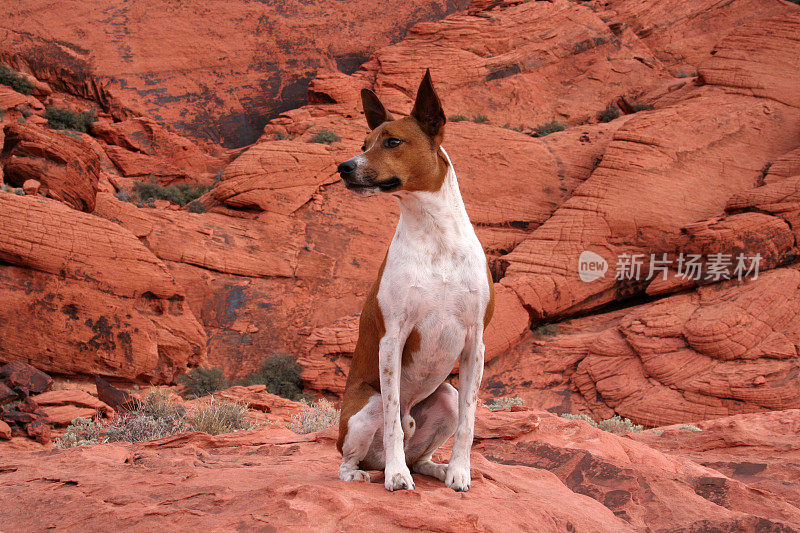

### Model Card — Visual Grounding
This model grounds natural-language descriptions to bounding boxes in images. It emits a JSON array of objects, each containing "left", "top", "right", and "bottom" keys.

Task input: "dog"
[{"left": 335, "top": 70, "right": 494, "bottom": 492}]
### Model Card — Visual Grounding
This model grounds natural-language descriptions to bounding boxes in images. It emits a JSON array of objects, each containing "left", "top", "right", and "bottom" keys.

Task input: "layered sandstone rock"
[
  {"left": 2, "top": 408, "right": 799, "bottom": 531},
  {"left": 0, "top": 193, "right": 206, "bottom": 383}
]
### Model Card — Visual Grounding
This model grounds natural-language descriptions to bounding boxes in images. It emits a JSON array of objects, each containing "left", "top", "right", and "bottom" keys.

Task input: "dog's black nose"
[{"left": 337, "top": 160, "right": 357, "bottom": 175}]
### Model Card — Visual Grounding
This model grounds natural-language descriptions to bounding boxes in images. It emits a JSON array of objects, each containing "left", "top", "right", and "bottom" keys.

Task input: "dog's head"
[{"left": 337, "top": 69, "right": 447, "bottom": 196}]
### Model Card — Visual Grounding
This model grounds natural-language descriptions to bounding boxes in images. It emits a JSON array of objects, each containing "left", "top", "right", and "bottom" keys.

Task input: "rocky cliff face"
[{"left": 2, "top": 0, "right": 800, "bottom": 528}]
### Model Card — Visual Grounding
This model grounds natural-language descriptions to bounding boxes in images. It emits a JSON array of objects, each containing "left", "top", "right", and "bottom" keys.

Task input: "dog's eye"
[
  {"left": 383, "top": 137, "right": 402, "bottom": 148},
  {"left": 361, "top": 144, "right": 366, "bottom": 151}
]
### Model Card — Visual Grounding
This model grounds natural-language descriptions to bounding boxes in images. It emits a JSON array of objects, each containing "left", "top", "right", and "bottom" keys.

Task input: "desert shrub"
[
  {"left": 560, "top": 413, "right": 598, "bottom": 426},
  {"left": 273, "top": 131, "right": 289, "bottom": 140},
  {"left": 533, "top": 121, "right": 566, "bottom": 137},
  {"left": 20, "top": 106, "right": 33, "bottom": 118},
  {"left": 179, "top": 367, "right": 228, "bottom": 398},
  {"left": 0, "top": 65, "right": 34, "bottom": 95},
  {"left": 560, "top": 413, "right": 642, "bottom": 433},
  {"left": 239, "top": 353, "right": 305, "bottom": 401},
  {"left": 502, "top": 123, "right": 523, "bottom": 132},
  {"left": 597, "top": 415, "right": 643, "bottom": 434},
  {"left": 597, "top": 106, "right": 620, "bottom": 123},
  {"left": 678, "top": 424, "right": 701, "bottom": 431},
  {"left": 448, "top": 114, "right": 469, "bottom": 122},
  {"left": 45, "top": 106, "right": 97, "bottom": 133},
  {"left": 631, "top": 102, "right": 654, "bottom": 112},
  {"left": 186, "top": 398, "right": 254, "bottom": 435},
  {"left": 132, "top": 179, "right": 211, "bottom": 206},
  {"left": 288, "top": 398, "right": 339, "bottom": 434},
  {"left": 534, "top": 323, "right": 560, "bottom": 337},
  {"left": 103, "top": 389, "right": 186, "bottom": 442},
  {"left": 55, "top": 417, "right": 107, "bottom": 448},
  {"left": 115, "top": 189, "right": 132, "bottom": 203},
  {"left": 485, "top": 397, "right": 525, "bottom": 411},
  {"left": 309, "top": 128, "right": 340, "bottom": 144},
  {"left": 471, "top": 114, "right": 490, "bottom": 124},
  {"left": 186, "top": 200, "right": 206, "bottom": 213},
  {"left": 16, "top": 116, "right": 25, "bottom": 124}
]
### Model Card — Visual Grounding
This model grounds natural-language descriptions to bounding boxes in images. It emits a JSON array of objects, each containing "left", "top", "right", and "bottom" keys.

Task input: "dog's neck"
[{"left": 391, "top": 148, "right": 473, "bottom": 250}]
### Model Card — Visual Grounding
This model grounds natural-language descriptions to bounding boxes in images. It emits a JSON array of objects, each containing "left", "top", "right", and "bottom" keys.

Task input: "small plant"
[
  {"left": 631, "top": 102, "right": 654, "bottom": 112},
  {"left": 45, "top": 106, "right": 97, "bottom": 133},
  {"left": 20, "top": 106, "right": 33, "bottom": 118},
  {"left": 597, "top": 415, "right": 643, "bottom": 434},
  {"left": 502, "top": 123, "right": 524, "bottom": 132},
  {"left": 103, "top": 389, "right": 186, "bottom": 442},
  {"left": 186, "top": 398, "right": 254, "bottom": 435},
  {"left": 288, "top": 398, "right": 339, "bottom": 434},
  {"left": 132, "top": 179, "right": 211, "bottom": 206},
  {"left": 186, "top": 200, "right": 206, "bottom": 213},
  {"left": 179, "top": 367, "right": 228, "bottom": 398},
  {"left": 485, "top": 397, "right": 525, "bottom": 411},
  {"left": 16, "top": 116, "right": 26, "bottom": 124},
  {"left": 54, "top": 417, "right": 107, "bottom": 448},
  {"left": 678, "top": 424, "right": 701, "bottom": 431},
  {"left": 597, "top": 106, "right": 620, "bottom": 123},
  {"left": 650, "top": 429, "right": 664, "bottom": 436},
  {"left": 115, "top": 189, "right": 132, "bottom": 203},
  {"left": 534, "top": 323, "right": 560, "bottom": 337},
  {"left": 533, "top": 121, "right": 566, "bottom": 137},
  {"left": 560, "top": 413, "right": 598, "bottom": 426},
  {"left": 448, "top": 114, "right": 469, "bottom": 122},
  {"left": 273, "top": 131, "right": 290, "bottom": 140},
  {"left": 0, "top": 65, "right": 34, "bottom": 95},
  {"left": 677, "top": 72, "right": 697, "bottom": 78},
  {"left": 559, "top": 413, "right": 643, "bottom": 434},
  {"left": 309, "top": 128, "right": 341, "bottom": 144},
  {"left": 239, "top": 353, "right": 305, "bottom": 401},
  {"left": 472, "top": 114, "right": 490, "bottom": 124}
]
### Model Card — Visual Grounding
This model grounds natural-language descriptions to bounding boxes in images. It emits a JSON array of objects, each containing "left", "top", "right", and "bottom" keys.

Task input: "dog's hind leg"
[
  {"left": 406, "top": 383, "right": 458, "bottom": 482},
  {"left": 339, "top": 393, "right": 382, "bottom": 482}
]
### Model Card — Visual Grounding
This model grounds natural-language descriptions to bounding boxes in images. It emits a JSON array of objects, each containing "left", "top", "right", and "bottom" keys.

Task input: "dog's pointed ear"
[
  {"left": 361, "top": 89, "right": 393, "bottom": 130},
  {"left": 411, "top": 69, "right": 446, "bottom": 140}
]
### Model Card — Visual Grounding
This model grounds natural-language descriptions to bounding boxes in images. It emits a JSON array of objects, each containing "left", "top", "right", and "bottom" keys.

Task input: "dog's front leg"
[
  {"left": 379, "top": 330, "right": 415, "bottom": 491},
  {"left": 446, "top": 326, "right": 484, "bottom": 492}
]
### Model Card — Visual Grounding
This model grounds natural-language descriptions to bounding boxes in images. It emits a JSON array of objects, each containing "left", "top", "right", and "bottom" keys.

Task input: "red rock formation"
[
  {"left": 1, "top": 122, "right": 100, "bottom": 211},
  {"left": 0, "top": 0, "right": 469, "bottom": 147},
  {"left": 0, "top": 194, "right": 206, "bottom": 383},
  {"left": 1, "top": 407, "right": 799, "bottom": 530}
]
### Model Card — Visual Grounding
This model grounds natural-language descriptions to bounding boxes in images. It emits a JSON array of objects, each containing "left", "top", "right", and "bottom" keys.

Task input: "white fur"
[{"left": 376, "top": 147, "right": 489, "bottom": 491}]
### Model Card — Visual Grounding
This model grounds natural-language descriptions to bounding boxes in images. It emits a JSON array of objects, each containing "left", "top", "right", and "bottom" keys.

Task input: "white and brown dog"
[{"left": 335, "top": 70, "right": 494, "bottom": 492}]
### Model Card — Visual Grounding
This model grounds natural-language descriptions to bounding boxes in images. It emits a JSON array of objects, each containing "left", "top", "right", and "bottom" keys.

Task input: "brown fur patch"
[
  {"left": 484, "top": 262, "right": 495, "bottom": 330},
  {"left": 360, "top": 117, "right": 447, "bottom": 193}
]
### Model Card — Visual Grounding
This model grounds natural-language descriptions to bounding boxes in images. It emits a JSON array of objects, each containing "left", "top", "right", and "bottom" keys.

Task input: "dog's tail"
[{"left": 402, "top": 413, "right": 416, "bottom": 442}]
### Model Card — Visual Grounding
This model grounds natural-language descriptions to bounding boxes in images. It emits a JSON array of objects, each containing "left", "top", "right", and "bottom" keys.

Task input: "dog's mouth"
[{"left": 342, "top": 176, "right": 402, "bottom": 193}]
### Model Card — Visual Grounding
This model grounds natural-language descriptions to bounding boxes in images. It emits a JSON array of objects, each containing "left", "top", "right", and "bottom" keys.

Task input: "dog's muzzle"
[{"left": 337, "top": 159, "right": 401, "bottom": 193}]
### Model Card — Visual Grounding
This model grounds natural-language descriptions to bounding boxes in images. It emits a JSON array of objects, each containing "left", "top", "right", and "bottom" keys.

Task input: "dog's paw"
[
  {"left": 339, "top": 468, "right": 371, "bottom": 482},
  {"left": 412, "top": 459, "right": 448, "bottom": 482},
  {"left": 445, "top": 463, "right": 471, "bottom": 492},
  {"left": 385, "top": 467, "right": 415, "bottom": 491}
]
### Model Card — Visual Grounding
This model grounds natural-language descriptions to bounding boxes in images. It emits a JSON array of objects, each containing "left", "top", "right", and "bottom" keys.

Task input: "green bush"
[
  {"left": 309, "top": 128, "right": 340, "bottom": 144},
  {"left": 273, "top": 131, "right": 290, "bottom": 140},
  {"left": 472, "top": 114, "right": 490, "bottom": 124},
  {"left": 533, "top": 121, "right": 566, "bottom": 137},
  {"left": 448, "top": 114, "right": 469, "bottom": 122},
  {"left": 678, "top": 424, "right": 701, "bottom": 431},
  {"left": 502, "top": 123, "right": 524, "bottom": 132},
  {"left": 186, "top": 398, "right": 255, "bottom": 435},
  {"left": 132, "top": 179, "right": 212, "bottom": 206},
  {"left": 631, "top": 102, "right": 654, "bottom": 112},
  {"left": 45, "top": 106, "right": 97, "bottom": 133},
  {"left": 0, "top": 65, "right": 34, "bottom": 95},
  {"left": 288, "top": 398, "right": 339, "bottom": 434},
  {"left": 179, "top": 367, "right": 228, "bottom": 398},
  {"left": 485, "top": 397, "right": 525, "bottom": 411},
  {"left": 597, "top": 106, "right": 620, "bottom": 123},
  {"left": 239, "top": 353, "right": 305, "bottom": 401},
  {"left": 186, "top": 200, "right": 206, "bottom": 213},
  {"left": 560, "top": 413, "right": 643, "bottom": 434},
  {"left": 533, "top": 323, "right": 560, "bottom": 337},
  {"left": 54, "top": 417, "right": 107, "bottom": 448},
  {"left": 20, "top": 106, "right": 33, "bottom": 118}
]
